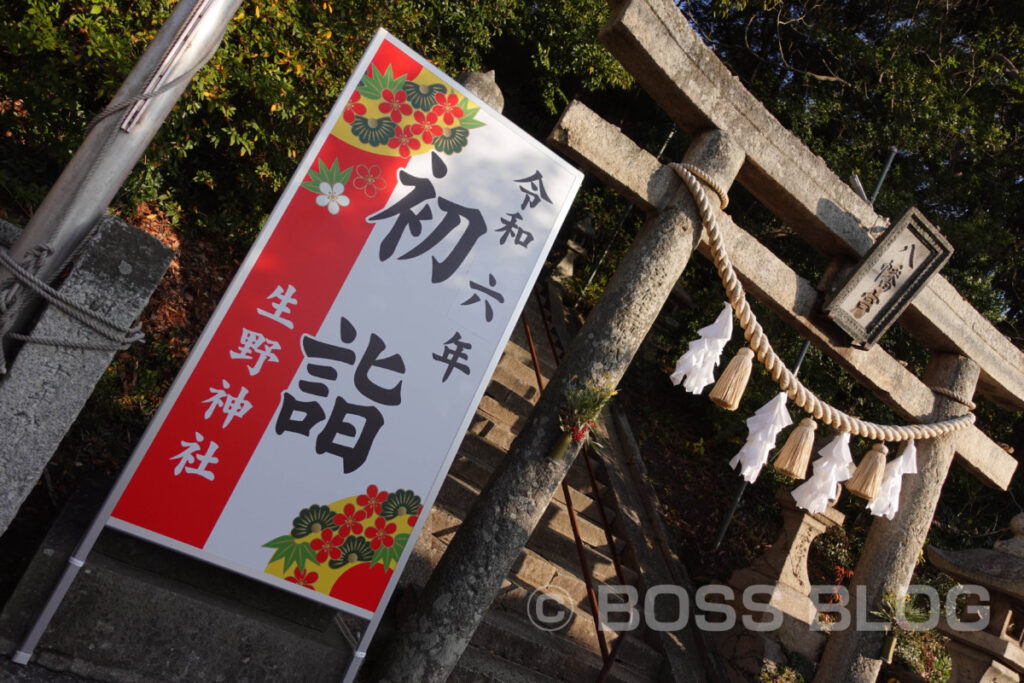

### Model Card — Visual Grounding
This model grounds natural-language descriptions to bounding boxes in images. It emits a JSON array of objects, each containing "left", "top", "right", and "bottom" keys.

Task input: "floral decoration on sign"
[
  {"left": 352, "top": 164, "right": 385, "bottom": 198},
  {"left": 262, "top": 485, "right": 422, "bottom": 611},
  {"left": 301, "top": 158, "right": 353, "bottom": 215},
  {"left": 338, "top": 64, "right": 485, "bottom": 158}
]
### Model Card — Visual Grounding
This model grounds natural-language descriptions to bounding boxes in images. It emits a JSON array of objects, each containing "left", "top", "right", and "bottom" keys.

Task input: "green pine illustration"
[{"left": 301, "top": 159, "right": 352, "bottom": 193}]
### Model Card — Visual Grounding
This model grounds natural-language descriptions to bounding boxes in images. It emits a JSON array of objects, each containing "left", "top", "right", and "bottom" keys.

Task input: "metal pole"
[
  {"left": 868, "top": 146, "right": 898, "bottom": 205},
  {"left": 712, "top": 480, "right": 748, "bottom": 551},
  {"left": 0, "top": 0, "right": 242, "bottom": 366},
  {"left": 9, "top": 0, "right": 241, "bottom": 662},
  {"left": 11, "top": 489, "right": 114, "bottom": 664},
  {"left": 341, "top": 614, "right": 381, "bottom": 683}
]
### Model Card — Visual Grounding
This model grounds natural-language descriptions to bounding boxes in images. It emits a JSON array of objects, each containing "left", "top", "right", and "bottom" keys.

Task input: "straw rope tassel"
[
  {"left": 710, "top": 347, "right": 754, "bottom": 410},
  {"left": 670, "top": 162, "right": 976, "bottom": 443},
  {"left": 774, "top": 417, "right": 817, "bottom": 480},
  {"left": 846, "top": 443, "right": 889, "bottom": 501}
]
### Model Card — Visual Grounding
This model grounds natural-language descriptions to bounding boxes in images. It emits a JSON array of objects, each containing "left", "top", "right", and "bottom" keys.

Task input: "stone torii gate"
[
  {"left": 547, "top": 0, "right": 1023, "bottom": 680},
  {"left": 383, "top": 0, "right": 1023, "bottom": 680}
]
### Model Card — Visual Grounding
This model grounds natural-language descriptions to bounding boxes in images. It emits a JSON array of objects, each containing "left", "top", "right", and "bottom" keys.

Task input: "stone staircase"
[
  {"left": 400, "top": 292, "right": 664, "bottom": 682},
  {"left": 0, "top": 288, "right": 682, "bottom": 682}
]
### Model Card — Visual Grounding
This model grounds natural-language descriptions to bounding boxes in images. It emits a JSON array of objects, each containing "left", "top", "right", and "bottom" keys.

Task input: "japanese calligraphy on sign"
[
  {"left": 824, "top": 207, "right": 953, "bottom": 347},
  {"left": 105, "top": 30, "right": 582, "bottom": 620}
]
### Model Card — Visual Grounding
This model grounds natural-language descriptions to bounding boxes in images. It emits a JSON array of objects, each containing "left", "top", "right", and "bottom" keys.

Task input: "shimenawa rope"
[{"left": 670, "top": 161, "right": 975, "bottom": 442}]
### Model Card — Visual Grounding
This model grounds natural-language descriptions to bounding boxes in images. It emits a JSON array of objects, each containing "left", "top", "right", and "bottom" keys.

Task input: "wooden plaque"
[{"left": 824, "top": 207, "right": 953, "bottom": 347}]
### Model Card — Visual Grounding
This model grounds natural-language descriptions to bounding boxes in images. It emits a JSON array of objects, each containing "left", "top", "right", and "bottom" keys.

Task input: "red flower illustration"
[
  {"left": 431, "top": 92, "right": 463, "bottom": 125},
  {"left": 343, "top": 92, "right": 366, "bottom": 124},
  {"left": 387, "top": 125, "right": 421, "bottom": 158},
  {"left": 358, "top": 485, "right": 388, "bottom": 516},
  {"left": 333, "top": 503, "right": 367, "bottom": 536},
  {"left": 286, "top": 567, "right": 319, "bottom": 589},
  {"left": 412, "top": 110, "right": 442, "bottom": 144},
  {"left": 365, "top": 516, "right": 398, "bottom": 551},
  {"left": 408, "top": 505, "right": 423, "bottom": 528},
  {"left": 352, "top": 164, "right": 386, "bottom": 198},
  {"left": 378, "top": 88, "right": 412, "bottom": 123},
  {"left": 311, "top": 528, "right": 344, "bottom": 563}
]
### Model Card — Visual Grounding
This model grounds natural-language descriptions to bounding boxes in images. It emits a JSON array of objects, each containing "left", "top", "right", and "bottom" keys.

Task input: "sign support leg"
[
  {"left": 11, "top": 486, "right": 114, "bottom": 664},
  {"left": 341, "top": 611, "right": 385, "bottom": 683}
]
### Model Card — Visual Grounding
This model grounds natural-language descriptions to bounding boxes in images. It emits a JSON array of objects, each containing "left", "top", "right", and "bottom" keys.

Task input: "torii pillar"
[
  {"left": 381, "top": 130, "right": 745, "bottom": 681},
  {"left": 814, "top": 353, "right": 980, "bottom": 682}
]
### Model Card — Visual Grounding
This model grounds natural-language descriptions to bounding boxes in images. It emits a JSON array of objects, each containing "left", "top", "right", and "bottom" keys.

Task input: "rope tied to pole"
[
  {"left": 0, "top": 3, "right": 222, "bottom": 374},
  {"left": 0, "top": 245, "right": 145, "bottom": 374},
  {"left": 669, "top": 161, "right": 975, "bottom": 442}
]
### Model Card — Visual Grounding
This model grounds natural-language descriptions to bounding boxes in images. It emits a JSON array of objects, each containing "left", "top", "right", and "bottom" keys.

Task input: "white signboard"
[{"left": 105, "top": 30, "right": 582, "bottom": 619}]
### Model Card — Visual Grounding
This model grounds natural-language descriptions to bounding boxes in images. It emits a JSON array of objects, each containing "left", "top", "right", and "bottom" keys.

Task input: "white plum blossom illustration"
[
  {"left": 316, "top": 181, "right": 350, "bottom": 215},
  {"left": 301, "top": 159, "right": 353, "bottom": 216}
]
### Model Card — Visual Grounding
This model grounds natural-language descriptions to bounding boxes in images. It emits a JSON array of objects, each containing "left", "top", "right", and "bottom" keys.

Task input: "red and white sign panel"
[{"left": 107, "top": 30, "right": 582, "bottom": 618}]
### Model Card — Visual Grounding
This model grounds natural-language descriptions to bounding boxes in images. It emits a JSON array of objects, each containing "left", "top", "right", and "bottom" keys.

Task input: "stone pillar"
[
  {"left": 946, "top": 642, "right": 1019, "bottom": 683},
  {"left": 924, "top": 513, "right": 1024, "bottom": 682},
  {"left": 725, "top": 490, "right": 844, "bottom": 665},
  {"left": 0, "top": 216, "right": 172, "bottom": 534},
  {"left": 814, "top": 353, "right": 980, "bottom": 682},
  {"left": 379, "top": 130, "right": 746, "bottom": 682},
  {"left": 456, "top": 71, "right": 504, "bottom": 113}
]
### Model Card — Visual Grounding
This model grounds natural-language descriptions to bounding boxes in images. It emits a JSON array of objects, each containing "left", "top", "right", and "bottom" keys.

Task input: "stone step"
[
  {"left": 434, "top": 472, "right": 621, "bottom": 566},
  {"left": 469, "top": 413, "right": 518, "bottom": 452},
  {"left": 471, "top": 608, "right": 659, "bottom": 683},
  {"left": 501, "top": 338, "right": 555, "bottom": 385},
  {"left": 452, "top": 435, "right": 618, "bottom": 531},
  {"left": 507, "top": 324, "right": 558, "bottom": 380},
  {"left": 466, "top": 416, "right": 612, "bottom": 500},
  {"left": 410, "top": 502, "right": 651, "bottom": 659},
  {"left": 504, "top": 562, "right": 664, "bottom": 681},
  {"left": 486, "top": 356, "right": 541, "bottom": 409},
  {"left": 403, "top": 506, "right": 613, "bottom": 658},
  {"left": 0, "top": 487, "right": 351, "bottom": 682},
  {"left": 552, "top": 477, "right": 617, "bottom": 531},
  {"left": 456, "top": 430, "right": 512, "bottom": 471},
  {"left": 451, "top": 643, "right": 563, "bottom": 683},
  {"left": 490, "top": 578, "right": 664, "bottom": 676},
  {"left": 1, "top": 659, "right": 93, "bottom": 681},
  {"left": 450, "top": 448, "right": 498, "bottom": 491},
  {"left": 566, "top": 445, "right": 612, "bottom": 493},
  {"left": 477, "top": 393, "right": 527, "bottom": 433},
  {"left": 434, "top": 474, "right": 634, "bottom": 587},
  {"left": 457, "top": 431, "right": 604, "bottom": 512}
]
